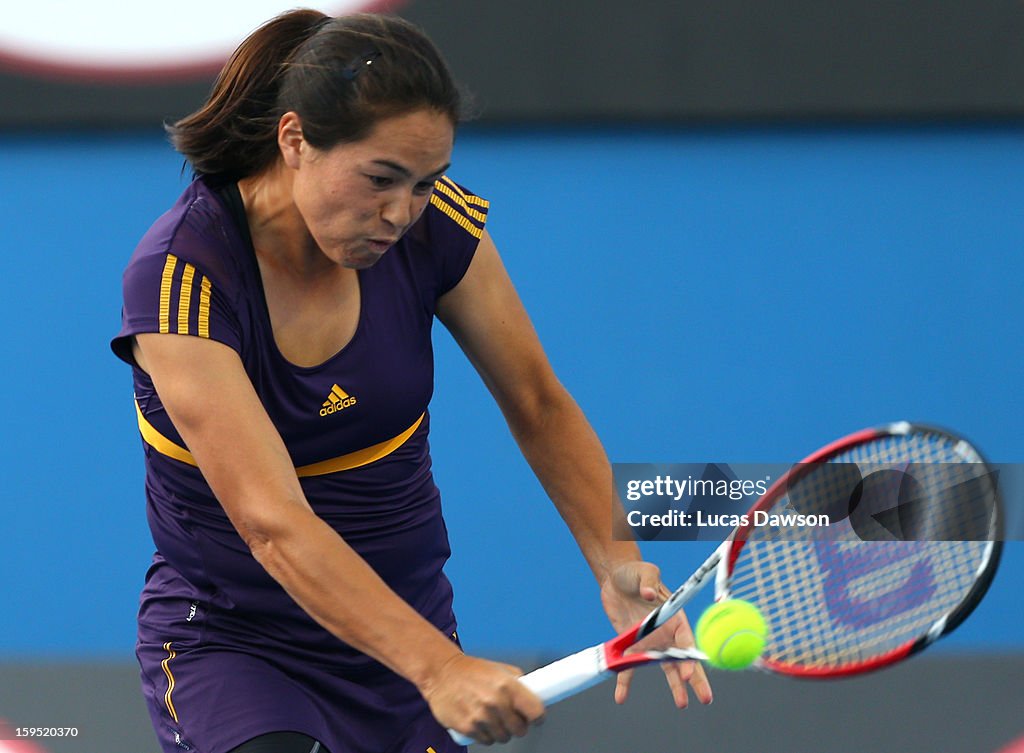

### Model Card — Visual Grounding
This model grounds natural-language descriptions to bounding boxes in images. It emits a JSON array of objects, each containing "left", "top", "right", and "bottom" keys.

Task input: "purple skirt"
[{"left": 137, "top": 563, "right": 465, "bottom": 753}]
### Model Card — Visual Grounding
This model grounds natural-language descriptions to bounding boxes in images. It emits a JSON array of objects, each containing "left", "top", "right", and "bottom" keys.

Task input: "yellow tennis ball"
[{"left": 695, "top": 599, "right": 767, "bottom": 670}]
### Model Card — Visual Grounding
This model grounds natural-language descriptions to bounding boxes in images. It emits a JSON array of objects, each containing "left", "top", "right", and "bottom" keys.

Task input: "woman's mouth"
[{"left": 366, "top": 238, "right": 397, "bottom": 253}]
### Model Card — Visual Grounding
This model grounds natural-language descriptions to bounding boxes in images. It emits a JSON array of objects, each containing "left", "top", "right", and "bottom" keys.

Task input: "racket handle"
[
  {"left": 447, "top": 644, "right": 611, "bottom": 745},
  {"left": 448, "top": 730, "right": 477, "bottom": 746},
  {"left": 519, "top": 644, "right": 612, "bottom": 704}
]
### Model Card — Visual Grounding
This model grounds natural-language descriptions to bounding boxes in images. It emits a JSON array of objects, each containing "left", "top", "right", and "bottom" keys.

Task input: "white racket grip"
[
  {"left": 447, "top": 644, "right": 611, "bottom": 745},
  {"left": 518, "top": 643, "right": 611, "bottom": 704}
]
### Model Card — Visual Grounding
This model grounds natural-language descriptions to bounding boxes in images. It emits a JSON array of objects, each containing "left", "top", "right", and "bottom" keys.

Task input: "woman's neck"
[{"left": 238, "top": 162, "right": 334, "bottom": 280}]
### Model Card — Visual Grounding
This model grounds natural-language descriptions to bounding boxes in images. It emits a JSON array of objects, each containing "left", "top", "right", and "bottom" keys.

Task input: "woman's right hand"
[{"left": 420, "top": 653, "right": 545, "bottom": 745}]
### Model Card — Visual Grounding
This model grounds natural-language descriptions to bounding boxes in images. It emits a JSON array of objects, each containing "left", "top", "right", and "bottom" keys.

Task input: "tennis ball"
[{"left": 695, "top": 599, "right": 767, "bottom": 670}]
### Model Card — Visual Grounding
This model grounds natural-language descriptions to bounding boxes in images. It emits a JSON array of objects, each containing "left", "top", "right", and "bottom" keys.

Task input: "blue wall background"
[{"left": 1, "top": 126, "right": 1020, "bottom": 659}]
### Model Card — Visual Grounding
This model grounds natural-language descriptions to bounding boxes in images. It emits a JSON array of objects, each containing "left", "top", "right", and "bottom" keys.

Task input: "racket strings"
[
  {"left": 780, "top": 436, "right": 995, "bottom": 542},
  {"left": 726, "top": 429, "right": 998, "bottom": 671},
  {"left": 729, "top": 541, "right": 986, "bottom": 668}
]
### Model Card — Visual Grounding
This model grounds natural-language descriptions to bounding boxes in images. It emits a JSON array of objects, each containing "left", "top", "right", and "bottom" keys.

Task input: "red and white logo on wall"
[{"left": 0, "top": 1, "right": 408, "bottom": 81}]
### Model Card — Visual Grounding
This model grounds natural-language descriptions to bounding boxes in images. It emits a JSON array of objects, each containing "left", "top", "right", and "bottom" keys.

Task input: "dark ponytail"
[{"left": 168, "top": 9, "right": 464, "bottom": 179}]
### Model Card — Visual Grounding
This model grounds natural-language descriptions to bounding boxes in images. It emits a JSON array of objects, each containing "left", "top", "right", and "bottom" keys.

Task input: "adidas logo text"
[{"left": 320, "top": 384, "right": 357, "bottom": 416}]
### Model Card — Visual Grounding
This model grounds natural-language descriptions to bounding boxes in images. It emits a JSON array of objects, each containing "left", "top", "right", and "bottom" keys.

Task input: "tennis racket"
[{"left": 448, "top": 421, "right": 1002, "bottom": 745}]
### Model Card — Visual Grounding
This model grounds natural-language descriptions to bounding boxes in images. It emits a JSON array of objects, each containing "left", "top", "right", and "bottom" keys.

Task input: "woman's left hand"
[{"left": 599, "top": 560, "right": 714, "bottom": 708}]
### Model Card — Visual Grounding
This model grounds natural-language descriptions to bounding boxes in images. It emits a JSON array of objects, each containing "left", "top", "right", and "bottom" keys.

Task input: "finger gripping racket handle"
[{"left": 447, "top": 644, "right": 612, "bottom": 745}]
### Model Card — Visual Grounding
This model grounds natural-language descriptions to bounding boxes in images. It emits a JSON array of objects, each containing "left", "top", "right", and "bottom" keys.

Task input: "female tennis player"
[{"left": 111, "top": 10, "right": 711, "bottom": 753}]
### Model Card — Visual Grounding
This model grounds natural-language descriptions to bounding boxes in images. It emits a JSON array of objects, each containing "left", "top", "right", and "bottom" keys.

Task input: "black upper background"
[{"left": 3, "top": 0, "right": 1023, "bottom": 129}]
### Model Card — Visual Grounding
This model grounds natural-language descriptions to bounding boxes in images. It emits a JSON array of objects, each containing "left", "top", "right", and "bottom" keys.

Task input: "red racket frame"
[{"left": 721, "top": 422, "right": 1002, "bottom": 678}]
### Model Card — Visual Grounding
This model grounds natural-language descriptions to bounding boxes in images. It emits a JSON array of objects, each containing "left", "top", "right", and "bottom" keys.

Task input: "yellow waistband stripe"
[
  {"left": 135, "top": 400, "right": 424, "bottom": 477},
  {"left": 294, "top": 414, "right": 423, "bottom": 476},
  {"left": 136, "top": 401, "right": 196, "bottom": 466}
]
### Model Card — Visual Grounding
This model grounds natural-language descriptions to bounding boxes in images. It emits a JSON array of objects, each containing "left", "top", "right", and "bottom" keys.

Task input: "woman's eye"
[
  {"left": 414, "top": 182, "right": 435, "bottom": 195},
  {"left": 367, "top": 175, "right": 393, "bottom": 188}
]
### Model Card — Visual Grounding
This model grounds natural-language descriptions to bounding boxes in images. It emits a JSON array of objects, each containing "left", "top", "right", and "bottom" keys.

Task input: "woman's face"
[{"left": 286, "top": 108, "right": 455, "bottom": 269}]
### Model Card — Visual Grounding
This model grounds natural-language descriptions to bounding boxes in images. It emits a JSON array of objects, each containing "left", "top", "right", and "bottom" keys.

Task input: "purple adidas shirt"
[{"left": 113, "top": 175, "right": 488, "bottom": 669}]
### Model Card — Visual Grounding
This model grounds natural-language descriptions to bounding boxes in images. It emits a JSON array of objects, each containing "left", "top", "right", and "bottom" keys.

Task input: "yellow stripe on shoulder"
[
  {"left": 177, "top": 263, "right": 196, "bottom": 335},
  {"left": 434, "top": 181, "right": 487, "bottom": 223},
  {"left": 430, "top": 194, "right": 483, "bottom": 239},
  {"left": 158, "top": 254, "right": 178, "bottom": 334},
  {"left": 440, "top": 176, "right": 490, "bottom": 209},
  {"left": 428, "top": 179, "right": 483, "bottom": 238},
  {"left": 157, "top": 255, "right": 212, "bottom": 339},
  {"left": 198, "top": 276, "right": 212, "bottom": 339}
]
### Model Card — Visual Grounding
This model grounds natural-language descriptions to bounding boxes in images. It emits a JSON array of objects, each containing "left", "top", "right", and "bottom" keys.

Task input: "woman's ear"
[{"left": 278, "top": 111, "right": 305, "bottom": 170}]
